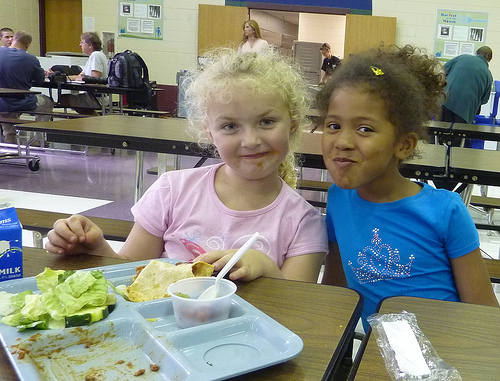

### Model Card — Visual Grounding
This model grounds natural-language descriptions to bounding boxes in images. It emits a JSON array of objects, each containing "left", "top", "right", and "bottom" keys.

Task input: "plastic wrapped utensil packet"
[{"left": 367, "top": 311, "right": 462, "bottom": 381}]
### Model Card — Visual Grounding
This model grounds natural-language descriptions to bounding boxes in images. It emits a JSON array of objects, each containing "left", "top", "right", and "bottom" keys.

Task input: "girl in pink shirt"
[{"left": 46, "top": 48, "right": 328, "bottom": 283}]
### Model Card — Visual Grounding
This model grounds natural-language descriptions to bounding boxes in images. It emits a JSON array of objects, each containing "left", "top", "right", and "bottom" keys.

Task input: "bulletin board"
[
  {"left": 434, "top": 9, "right": 488, "bottom": 61},
  {"left": 118, "top": 0, "right": 163, "bottom": 40}
]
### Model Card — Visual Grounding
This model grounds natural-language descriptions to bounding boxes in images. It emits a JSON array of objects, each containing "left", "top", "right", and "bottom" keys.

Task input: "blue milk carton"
[{"left": 0, "top": 201, "right": 22, "bottom": 281}]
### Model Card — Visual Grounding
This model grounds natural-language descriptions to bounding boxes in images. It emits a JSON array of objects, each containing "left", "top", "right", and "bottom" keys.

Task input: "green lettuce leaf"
[
  {"left": 11, "top": 290, "right": 33, "bottom": 311},
  {"left": 36, "top": 268, "right": 66, "bottom": 292},
  {"left": 1, "top": 268, "right": 115, "bottom": 329},
  {"left": 0, "top": 290, "right": 34, "bottom": 317},
  {"left": 21, "top": 294, "right": 47, "bottom": 321},
  {"left": 41, "top": 270, "right": 112, "bottom": 319}
]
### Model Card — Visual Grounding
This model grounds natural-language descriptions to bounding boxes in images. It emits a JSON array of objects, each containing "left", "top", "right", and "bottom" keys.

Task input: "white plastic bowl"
[{"left": 167, "top": 277, "right": 237, "bottom": 328}]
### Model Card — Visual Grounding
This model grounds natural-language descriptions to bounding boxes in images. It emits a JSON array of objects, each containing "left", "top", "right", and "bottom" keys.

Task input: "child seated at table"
[
  {"left": 317, "top": 45, "right": 499, "bottom": 328},
  {"left": 46, "top": 48, "right": 327, "bottom": 283}
]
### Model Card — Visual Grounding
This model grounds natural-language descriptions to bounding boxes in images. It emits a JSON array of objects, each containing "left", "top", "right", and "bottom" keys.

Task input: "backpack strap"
[{"left": 132, "top": 53, "right": 150, "bottom": 82}]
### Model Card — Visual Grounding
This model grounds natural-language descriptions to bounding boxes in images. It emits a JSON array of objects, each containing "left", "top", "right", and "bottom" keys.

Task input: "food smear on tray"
[
  {"left": 9, "top": 322, "right": 164, "bottom": 380},
  {"left": 119, "top": 260, "right": 214, "bottom": 302},
  {"left": 0, "top": 267, "right": 116, "bottom": 331}
]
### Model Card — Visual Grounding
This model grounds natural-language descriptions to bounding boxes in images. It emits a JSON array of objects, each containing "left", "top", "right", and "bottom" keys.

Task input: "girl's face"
[
  {"left": 205, "top": 87, "right": 292, "bottom": 183},
  {"left": 322, "top": 86, "right": 410, "bottom": 199},
  {"left": 243, "top": 23, "right": 255, "bottom": 38}
]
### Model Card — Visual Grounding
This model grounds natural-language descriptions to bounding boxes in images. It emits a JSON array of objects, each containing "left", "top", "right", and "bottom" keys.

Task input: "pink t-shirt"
[{"left": 131, "top": 163, "right": 328, "bottom": 267}]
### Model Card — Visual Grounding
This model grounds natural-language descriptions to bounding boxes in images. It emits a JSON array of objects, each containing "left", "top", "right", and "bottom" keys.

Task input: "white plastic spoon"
[{"left": 198, "top": 232, "right": 260, "bottom": 300}]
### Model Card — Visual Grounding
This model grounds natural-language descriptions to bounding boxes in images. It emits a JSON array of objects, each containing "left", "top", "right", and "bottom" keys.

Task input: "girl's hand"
[
  {"left": 194, "top": 249, "right": 283, "bottom": 281},
  {"left": 45, "top": 214, "right": 104, "bottom": 255}
]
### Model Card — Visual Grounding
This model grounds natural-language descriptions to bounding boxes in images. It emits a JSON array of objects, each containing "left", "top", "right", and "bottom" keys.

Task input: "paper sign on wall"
[
  {"left": 434, "top": 9, "right": 488, "bottom": 61},
  {"left": 118, "top": 0, "right": 163, "bottom": 40}
]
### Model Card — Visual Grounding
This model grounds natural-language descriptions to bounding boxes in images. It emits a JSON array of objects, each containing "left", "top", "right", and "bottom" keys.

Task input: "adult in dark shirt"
[
  {"left": 441, "top": 46, "right": 493, "bottom": 125},
  {"left": 0, "top": 31, "right": 53, "bottom": 144},
  {"left": 319, "top": 43, "right": 341, "bottom": 84}
]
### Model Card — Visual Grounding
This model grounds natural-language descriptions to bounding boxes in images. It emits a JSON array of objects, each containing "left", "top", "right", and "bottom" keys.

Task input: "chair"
[
  {"left": 50, "top": 65, "right": 83, "bottom": 76},
  {"left": 473, "top": 80, "right": 500, "bottom": 125},
  {"left": 470, "top": 80, "right": 500, "bottom": 149}
]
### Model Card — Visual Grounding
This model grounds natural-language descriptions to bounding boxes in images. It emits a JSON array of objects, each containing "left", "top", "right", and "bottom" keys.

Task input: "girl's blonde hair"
[{"left": 185, "top": 48, "right": 312, "bottom": 188}]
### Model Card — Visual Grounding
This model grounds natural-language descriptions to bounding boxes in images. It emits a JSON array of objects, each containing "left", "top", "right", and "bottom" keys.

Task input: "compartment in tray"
[
  {"left": 10, "top": 318, "right": 190, "bottom": 381},
  {"left": 166, "top": 315, "right": 303, "bottom": 376},
  {"left": 135, "top": 298, "right": 248, "bottom": 332}
]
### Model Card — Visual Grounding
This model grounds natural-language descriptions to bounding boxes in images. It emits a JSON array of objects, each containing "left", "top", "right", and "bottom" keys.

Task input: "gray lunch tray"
[{"left": 0, "top": 258, "right": 303, "bottom": 381}]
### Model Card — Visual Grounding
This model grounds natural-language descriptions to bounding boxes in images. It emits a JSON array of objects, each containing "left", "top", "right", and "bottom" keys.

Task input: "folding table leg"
[{"left": 134, "top": 151, "right": 144, "bottom": 203}]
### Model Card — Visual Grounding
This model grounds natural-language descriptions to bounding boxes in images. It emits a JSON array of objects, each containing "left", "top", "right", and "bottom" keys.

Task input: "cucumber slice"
[{"left": 63, "top": 304, "right": 115, "bottom": 328}]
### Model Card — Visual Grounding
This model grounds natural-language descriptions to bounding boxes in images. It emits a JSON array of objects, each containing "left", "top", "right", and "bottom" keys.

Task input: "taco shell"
[{"left": 126, "top": 260, "right": 214, "bottom": 302}]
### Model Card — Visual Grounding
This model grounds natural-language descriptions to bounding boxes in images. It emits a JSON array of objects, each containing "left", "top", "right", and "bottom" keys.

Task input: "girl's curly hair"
[
  {"left": 316, "top": 45, "right": 446, "bottom": 149},
  {"left": 184, "top": 47, "right": 312, "bottom": 188}
]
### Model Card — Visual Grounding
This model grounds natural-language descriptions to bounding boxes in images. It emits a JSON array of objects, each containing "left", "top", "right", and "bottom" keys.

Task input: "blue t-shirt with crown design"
[{"left": 325, "top": 182, "right": 479, "bottom": 328}]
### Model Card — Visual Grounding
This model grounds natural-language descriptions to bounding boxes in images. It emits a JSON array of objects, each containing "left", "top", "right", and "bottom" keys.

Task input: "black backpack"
[{"left": 108, "top": 50, "right": 154, "bottom": 109}]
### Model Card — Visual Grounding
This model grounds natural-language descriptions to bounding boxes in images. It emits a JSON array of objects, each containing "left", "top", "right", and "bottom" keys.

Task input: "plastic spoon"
[{"left": 198, "top": 232, "right": 260, "bottom": 300}]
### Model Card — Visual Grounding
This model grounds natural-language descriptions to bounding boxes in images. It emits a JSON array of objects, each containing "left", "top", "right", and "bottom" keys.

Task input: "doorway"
[{"left": 40, "top": 0, "right": 82, "bottom": 55}]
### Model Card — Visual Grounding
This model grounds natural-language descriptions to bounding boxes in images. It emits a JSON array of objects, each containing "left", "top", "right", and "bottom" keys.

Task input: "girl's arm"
[
  {"left": 451, "top": 248, "right": 499, "bottom": 307},
  {"left": 321, "top": 242, "right": 348, "bottom": 286},
  {"left": 117, "top": 222, "right": 165, "bottom": 261},
  {"left": 46, "top": 215, "right": 164, "bottom": 261},
  {"left": 195, "top": 250, "right": 325, "bottom": 283},
  {"left": 280, "top": 252, "right": 325, "bottom": 282}
]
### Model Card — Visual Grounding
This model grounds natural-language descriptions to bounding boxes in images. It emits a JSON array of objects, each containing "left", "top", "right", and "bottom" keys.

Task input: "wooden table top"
[
  {"left": 451, "top": 122, "right": 500, "bottom": 141},
  {"left": 0, "top": 88, "right": 41, "bottom": 96},
  {"left": 0, "top": 247, "right": 362, "bottom": 381},
  {"left": 450, "top": 146, "right": 500, "bottom": 173},
  {"left": 38, "top": 80, "right": 144, "bottom": 95},
  {"left": 351, "top": 296, "right": 500, "bottom": 380},
  {"left": 448, "top": 146, "right": 500, "bottom": 186},
  {"left": 16, "top": 115, "right": 326, "bottom": 162}
]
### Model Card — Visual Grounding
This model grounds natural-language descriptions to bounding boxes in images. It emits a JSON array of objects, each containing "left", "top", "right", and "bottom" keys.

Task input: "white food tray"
[{"left": 0, "top": 259, "right": 303, "bottom": 381}]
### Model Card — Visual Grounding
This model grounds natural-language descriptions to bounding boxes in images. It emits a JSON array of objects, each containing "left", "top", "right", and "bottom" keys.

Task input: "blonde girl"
[{"left": 47, "top": 48, "right": 327, "bottom": 283}]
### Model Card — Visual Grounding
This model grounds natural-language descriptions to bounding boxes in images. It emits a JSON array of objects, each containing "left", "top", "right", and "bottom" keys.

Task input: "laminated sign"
[{"left": 0, "top": 202, "right": 22, "bottom": 281}]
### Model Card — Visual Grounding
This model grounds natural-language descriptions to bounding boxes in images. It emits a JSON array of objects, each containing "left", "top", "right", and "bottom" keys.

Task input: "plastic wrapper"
[{"left": 367, "top": 311, "right": 462, "bottom": 381}]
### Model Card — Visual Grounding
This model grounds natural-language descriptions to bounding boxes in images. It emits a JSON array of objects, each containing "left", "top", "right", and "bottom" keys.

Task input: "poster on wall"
[
  {"left": 118, "top": 0, "right": 163, "bottom": 40},
  {"left": 434, "top": 9, "right": 488, "bottom": 61}
]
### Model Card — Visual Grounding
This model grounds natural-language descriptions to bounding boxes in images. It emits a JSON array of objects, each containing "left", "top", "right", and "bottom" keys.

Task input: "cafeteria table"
[
  {"left": 0, "top": 88, "right": 42, "bottom": 170},
  {"left": 350, "top": 296, "right": 500, "bottom": 380},
  {"left": 14, "top": 115, "right": 327, "bottom": 202},
  {"left": 0, "top": 88, "right": 41, "bottom": 97},
  {"left": 449, "top": 146, "right": 500, "bottom": 186},
  {"left": 15, "top": 115, "right": 204, "bottom": 202},
  {"left": 399, "top": 143, "right": 448, "bottom": 181},
  {"left": 37, "top": 80, "right": 146, "bottom": 115},
  {"left": 0, "top": 247, "right": 362, "bottom": 381},
  {"left": 451, "top": 121, "right": 500, "bottom": 142}
]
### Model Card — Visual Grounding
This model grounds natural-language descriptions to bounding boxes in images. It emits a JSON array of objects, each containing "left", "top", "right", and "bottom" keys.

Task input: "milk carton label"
[{"left": 0, "top": 203, "right": 22, "bottom": 281}]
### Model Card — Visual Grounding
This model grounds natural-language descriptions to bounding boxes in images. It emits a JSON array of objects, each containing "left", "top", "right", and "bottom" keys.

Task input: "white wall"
[
  {"left": 82, "top": 0, "right": 224, "bottom": 86},
  {"left": 298, "top": 13, "right": 346, "bottom": 59},
  {"left": 373, "top": 0, "right": 500, "bottom": 79},
  {"left": 4, "top": 1, "right": 500, "bottom": 84},
  {"left": 0, "top": 0, "right": 41, "bottom": 55}
]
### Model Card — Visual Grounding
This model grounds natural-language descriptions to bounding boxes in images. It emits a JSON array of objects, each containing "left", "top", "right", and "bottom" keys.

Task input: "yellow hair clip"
[{"left": 370, "top": 66, "right": 384, "bottom": 76}]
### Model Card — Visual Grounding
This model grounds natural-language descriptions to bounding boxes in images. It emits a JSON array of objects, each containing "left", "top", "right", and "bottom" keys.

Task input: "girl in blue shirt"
[{"left": 317, "top": 45, "right": 499, "bottom": 328}]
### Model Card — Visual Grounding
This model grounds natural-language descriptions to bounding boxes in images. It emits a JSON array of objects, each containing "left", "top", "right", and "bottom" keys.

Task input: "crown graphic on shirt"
[{"left": 348, "top": 228, "right": 414, "bottom": 284}]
